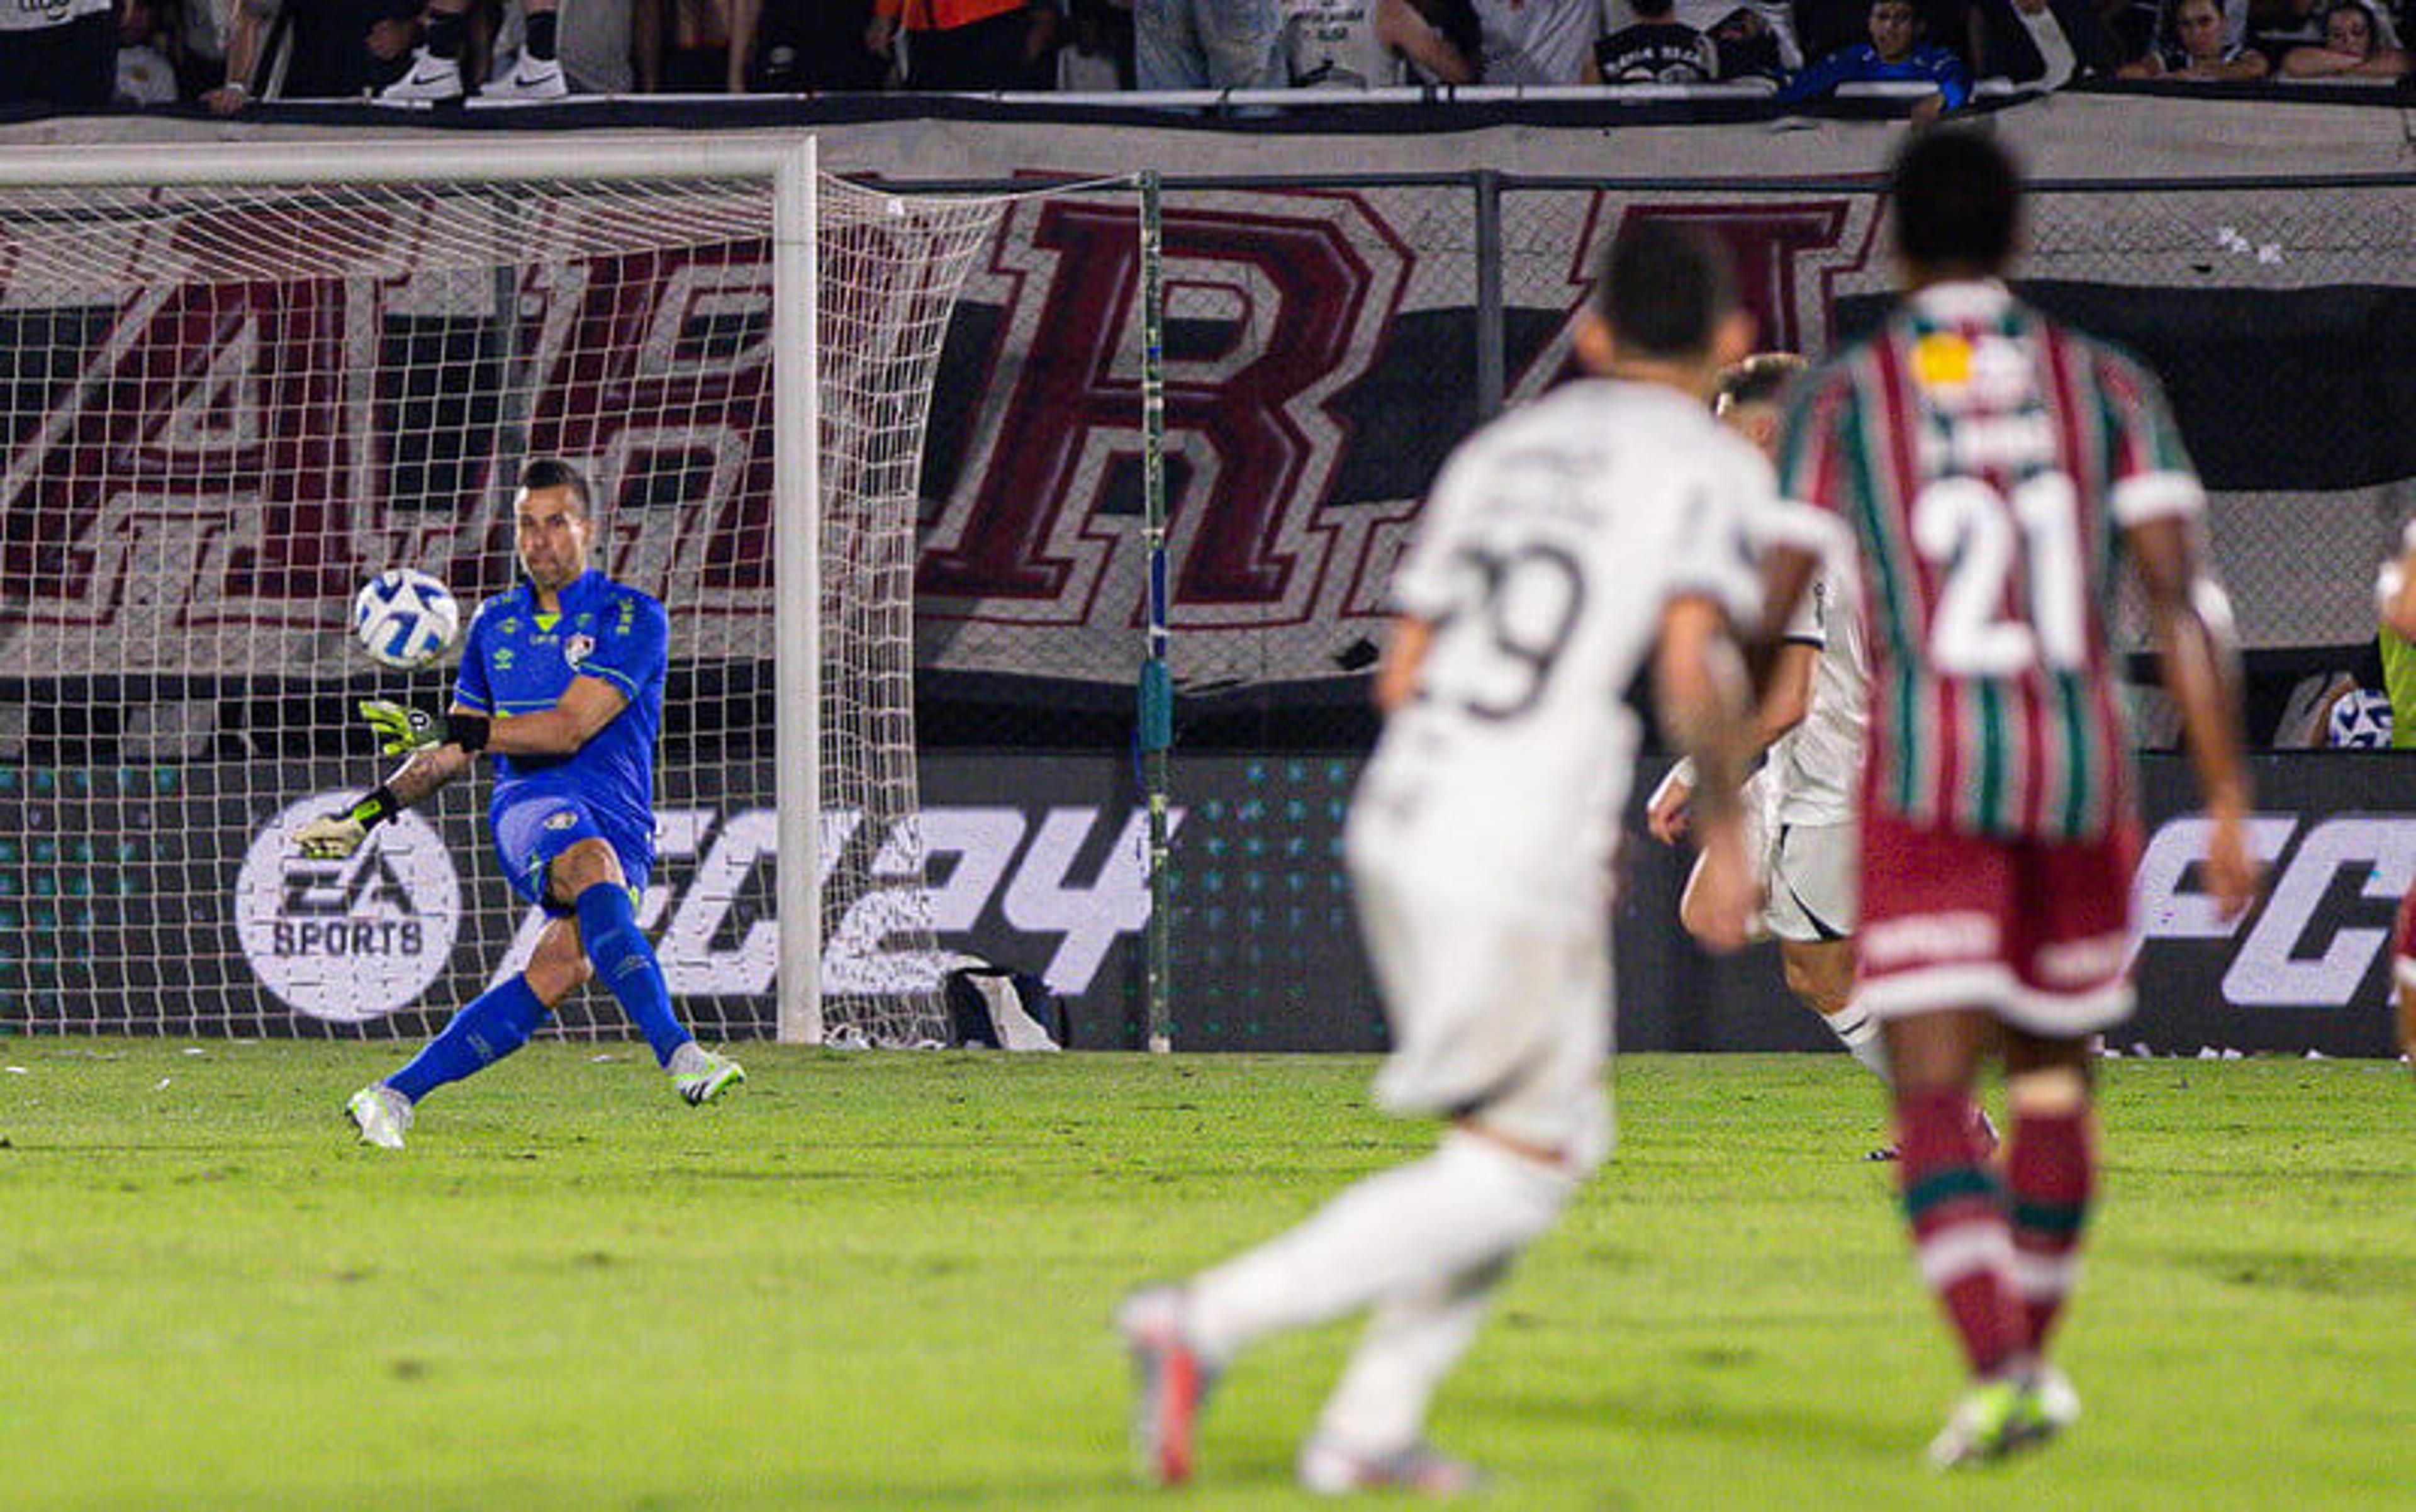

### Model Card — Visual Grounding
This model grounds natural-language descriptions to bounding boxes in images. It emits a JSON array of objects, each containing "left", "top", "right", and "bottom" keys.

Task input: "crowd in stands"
[{"left": 0, "top": 0, "right": 2405, "bottom": 111}]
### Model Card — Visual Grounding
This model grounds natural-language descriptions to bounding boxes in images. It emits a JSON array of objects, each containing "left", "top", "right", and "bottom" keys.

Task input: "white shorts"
[
  {"left": 1763, "top": 819, "right": 1858, "bottom": 943},
  {"left": 1684, "top": 775, "right": 1856, "bottom": 946},
  {"left": 1348, "top": 850, "right": 1612, "bottom": 1174}
]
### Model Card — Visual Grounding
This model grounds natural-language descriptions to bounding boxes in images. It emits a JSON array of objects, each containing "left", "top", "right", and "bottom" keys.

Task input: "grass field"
[{"left": 1, "top": 1041, "right": 2410, "bottom": 1511}]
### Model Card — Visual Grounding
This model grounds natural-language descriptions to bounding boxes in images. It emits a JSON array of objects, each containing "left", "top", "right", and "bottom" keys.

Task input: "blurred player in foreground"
[
  {"left": 1764, "top": 130, "right": 2257, "bottom": 1466},
  {"left": 1119, "top": 220, "right": 1769, "bottom": 1494},
  {"left": 299, "top": 459, "right": 743, "bottom": 1149},
  {"left": 1648, "top": 354, "right": 1894, "bottom": 1089},
  {"left": 2374, "top": 524, "right": 2416, "bottom": 1073}
]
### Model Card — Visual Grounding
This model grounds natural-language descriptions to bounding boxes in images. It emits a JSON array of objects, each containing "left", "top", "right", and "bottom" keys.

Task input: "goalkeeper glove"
[
  {"left": 295, "top": 785, "right": 402, "bottom": 860},
  {"left": 359, "top": 700, "right": 489, "bottom": 756}
]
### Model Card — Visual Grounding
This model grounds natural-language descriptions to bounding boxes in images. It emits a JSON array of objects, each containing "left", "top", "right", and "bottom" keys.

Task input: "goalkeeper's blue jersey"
[{"left": 452, "top": 568, "right": 668, "bottom": 865}]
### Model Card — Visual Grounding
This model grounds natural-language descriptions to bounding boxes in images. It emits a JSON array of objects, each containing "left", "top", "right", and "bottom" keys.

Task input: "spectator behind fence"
[
  {"left": 1704, "top": 1, "right": 1803, "bottom": 82},
  {"left": 1061, "top": 0, "right": 1136, "bottom": 86},
  {"left": 204, "top": 0, "right": 423, "bottom": 110},
  {"left": 639, "top": 0, "right": 734, "bottom": 89},
  {"left": 2278, "top": 0, "right": 2407, "bottom": 72},
  {"left": 2118, "top": 0, "right": 2268, "bottom": 74},
  {"left": 1137, "top": 0, "right": 1284, "bottom": 87},
  {"left": 1469, "top": 0, "right": 1608, "bottom": 82},
  {"left": 1604, "top": 0, "right": 1801, "bottom": 79},
  {"left": 870, "top": 0, "right": 1063, "bottom": 89},
  {"left": 116, "top": 0, "right": 184, "bottom": 104},
  {"left": 1278, "top": 0, "right": 1477, "bottom": 84},
  {"left": 1793, "top": 0, "right": 1965, "bottom": 67},
  {"left": 1775, "top": 0, "right": 1970, "bottom": 116},
  {"left": 0, "top": 0, "right": 116, "bottom": 111},
  {"left": 174, "top": 0, "right": 243, "bottom": 97},
  {"left": 1587, "top": 0, "right": 1720, "bottom": 81}
]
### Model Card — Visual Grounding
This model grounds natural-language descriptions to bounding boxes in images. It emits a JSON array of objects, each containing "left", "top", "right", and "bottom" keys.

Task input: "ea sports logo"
[{"left": 235, "top": 793, "right": 461, "bottom": 1022}]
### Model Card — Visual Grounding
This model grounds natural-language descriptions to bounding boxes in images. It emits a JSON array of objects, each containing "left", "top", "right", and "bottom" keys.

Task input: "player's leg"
[
  {"left": 1119, "top": 865, "right": 1596, "bottom": 1486},
  {"left": 1767, "top": 820, "right": 1887, "bottom": 1078},
  {"left": 1989, "top": 822, "right": 2140, "bottom": 1438},
  {"left": 1858, "top": 812, "right": 2033, "bottom": 1460},
  {"left": 1883, "top": 1006, "right": 2028, "bottom": 1382},
  {"left": 346, "top": 918, "right": 589, "bottom": 1148},
  {"left": 2000, "top": 1027, "right": 2094, "bottom": 1359},
  {"left": 1295, "top": 1258, "right": 1504, "bottom": 1497},
  {"left": 1780, "top": 936, "right": 1884, "bottom": 1072},
  {"left": 495, "top": 792, "right": 741, "bottom": 1100},
  {"left": 545, "top": 836, "right": 739, "bottom": 1100}
]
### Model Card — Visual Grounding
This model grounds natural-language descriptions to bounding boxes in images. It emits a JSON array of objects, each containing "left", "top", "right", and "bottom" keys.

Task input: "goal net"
[{"left": 0, "top": 137, "right": 1007, "bottom": 1047}]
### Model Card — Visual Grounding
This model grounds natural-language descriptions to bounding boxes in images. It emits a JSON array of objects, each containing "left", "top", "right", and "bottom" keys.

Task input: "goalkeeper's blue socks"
[
  {"left": 388, "top": 974, "right": 549, "bottom": 1103},
  {"left": 574, "top": 881, "right": 691, "bottom": 1068}
]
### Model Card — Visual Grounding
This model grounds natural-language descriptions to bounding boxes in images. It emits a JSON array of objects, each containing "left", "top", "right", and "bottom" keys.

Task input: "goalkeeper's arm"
[{"left": 294, "top": 712, "right": 480, "bottom": 860}]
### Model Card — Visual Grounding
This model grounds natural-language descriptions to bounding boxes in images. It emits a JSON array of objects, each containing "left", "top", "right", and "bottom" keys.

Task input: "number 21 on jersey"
[{"left": 1911, "top": 470, "right": 2086, "bottom": 676}]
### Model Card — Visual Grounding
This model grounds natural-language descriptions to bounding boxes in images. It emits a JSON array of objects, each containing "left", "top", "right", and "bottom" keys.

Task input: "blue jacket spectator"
[{"left": 1776, "top": 0, "right": 1970, "bottom": 117}]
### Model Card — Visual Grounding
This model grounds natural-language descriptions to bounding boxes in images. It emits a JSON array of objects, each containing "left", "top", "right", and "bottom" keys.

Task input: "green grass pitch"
[{"left": 1, "top": 1041, "right": 2410, "bottom": 1511}]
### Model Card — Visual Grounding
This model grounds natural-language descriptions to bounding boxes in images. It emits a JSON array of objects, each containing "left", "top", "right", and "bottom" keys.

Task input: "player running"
[
  {"left": 1761, "top": 130, "right": 2257, "bottom": 1467},
  {"left": 299, "top": 459, "right": 743, "bottom": 1148},
  {"left": 1648, "top": 353, "right": 1892, "bottom": 1086},
  {"left": 1118, "top": 220, "right": 1769, "bottom": 1494}
]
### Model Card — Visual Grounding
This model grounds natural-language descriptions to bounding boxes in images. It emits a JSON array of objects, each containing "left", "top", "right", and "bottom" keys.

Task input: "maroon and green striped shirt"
[{"left": 1777, "top": 280, "right": 2205, "bottom": 841}]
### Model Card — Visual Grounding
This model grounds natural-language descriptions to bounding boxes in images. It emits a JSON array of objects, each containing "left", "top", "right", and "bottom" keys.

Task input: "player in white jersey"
[
  {"left": 1648, "top": 354, "right": 1890, "bottom": 1092},
  {"left": 1119, "top": 220, "right": 1768, "bottom": 1495}
]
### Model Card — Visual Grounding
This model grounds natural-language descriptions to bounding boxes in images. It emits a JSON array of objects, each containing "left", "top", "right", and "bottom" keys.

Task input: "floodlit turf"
[{"left": 0, "top": 1042, "right": 2409, "bottom": 1511}]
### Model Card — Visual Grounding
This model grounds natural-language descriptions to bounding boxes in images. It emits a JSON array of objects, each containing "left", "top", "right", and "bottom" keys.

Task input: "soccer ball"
[
  {"left": 2327, "top": 687, "right": 2394, "bottom": 749},
  {"left": 352, "top": 569, "right": 461, "bottom": 670}
]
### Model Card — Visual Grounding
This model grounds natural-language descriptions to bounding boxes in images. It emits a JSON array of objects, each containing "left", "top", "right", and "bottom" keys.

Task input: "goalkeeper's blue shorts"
[{"left": 491, "top": 792, "right": 652, "bottom": 916}]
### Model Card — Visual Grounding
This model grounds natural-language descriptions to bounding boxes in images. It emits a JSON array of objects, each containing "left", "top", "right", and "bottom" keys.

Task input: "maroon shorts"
[{"left": 1856, "top": 809, "right": 2140, "bottom": 1036}]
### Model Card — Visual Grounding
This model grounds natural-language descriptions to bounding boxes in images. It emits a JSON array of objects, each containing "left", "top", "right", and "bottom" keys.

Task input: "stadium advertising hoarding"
[{"left": 3, "top": 751, "right": 2405, "bottom": 1056}]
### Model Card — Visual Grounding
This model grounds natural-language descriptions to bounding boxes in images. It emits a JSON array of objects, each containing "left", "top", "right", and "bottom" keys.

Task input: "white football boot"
[
  {"left": 345, "top": 1084, "right": 413, "bottom": 1150},
  {"left": 376, "top": 48, "right": 466, "bottom": 103},
  {"left": 668, "top": 1041, "right": 746, "bottom": 1106}
]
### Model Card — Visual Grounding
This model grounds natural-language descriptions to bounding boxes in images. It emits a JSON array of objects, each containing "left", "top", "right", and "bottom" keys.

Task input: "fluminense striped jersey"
[{"left": 1777, "top": 279, "right": 2205, "bottom": 841}]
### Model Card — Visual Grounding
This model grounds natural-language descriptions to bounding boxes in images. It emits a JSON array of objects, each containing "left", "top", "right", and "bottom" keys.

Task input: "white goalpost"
[{"left": 0, "top": 135, "right": 1009, "bottom": 1047}]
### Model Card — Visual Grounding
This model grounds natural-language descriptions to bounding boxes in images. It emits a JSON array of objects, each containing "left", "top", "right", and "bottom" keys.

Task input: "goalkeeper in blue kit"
[{"left": 299, "top": 459, "right": 743, "bottom": 1149}]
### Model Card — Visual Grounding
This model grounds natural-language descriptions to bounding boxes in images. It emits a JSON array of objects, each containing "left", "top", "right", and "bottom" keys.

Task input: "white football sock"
[
  {"left": 1823, "top": 1002, "right": 1890, "bottom": 1080},
  {"left": 1182, "top": 1129, "right": 1575, "bottom": 1365},
  {"left": 1313, "top": 1255, "right": 1508, "bottom": 1456}
]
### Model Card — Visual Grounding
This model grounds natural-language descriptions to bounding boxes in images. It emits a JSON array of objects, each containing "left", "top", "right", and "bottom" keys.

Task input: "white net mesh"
[{"left": 0, "top": 159, "right": 1009, "bottom": 1046}]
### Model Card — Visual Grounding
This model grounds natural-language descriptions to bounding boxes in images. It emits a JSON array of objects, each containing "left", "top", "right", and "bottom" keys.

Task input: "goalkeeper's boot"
[
  {"left": 669, "top": 1042, "right": 745, "bottom": 1106},
  {"left": 1297, "top": 1438, "right": 1485, "bottom": 1498},
  {"left": 481, "top": 56, "right": 568, "bottom": 101},
  {"left": 377, "top": 48, "right": 466, "bottom": 102},
  {"left": 1116, "top": 1285, "right": 1217, "bottom": 1487},
  {"left": 345, "top": 1084, "right": 413, "bottom": 1150}
]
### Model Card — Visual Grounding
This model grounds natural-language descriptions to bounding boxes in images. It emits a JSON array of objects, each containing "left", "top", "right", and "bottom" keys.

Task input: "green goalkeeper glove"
[
  {"left": 294, "top": 786, "right": 401, "bottom": 860},
  {"left": 359, "top": 700, "right": 488, "bottom": 756}
]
